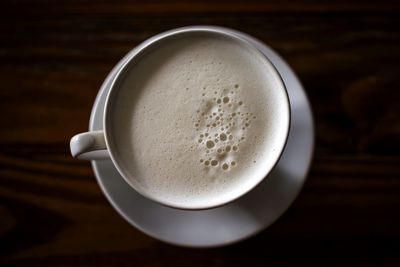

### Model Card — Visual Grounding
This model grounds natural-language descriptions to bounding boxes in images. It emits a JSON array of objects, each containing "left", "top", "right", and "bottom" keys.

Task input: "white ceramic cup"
[{"left": 70, "top": 27, "right": 290, "bottom": 210}]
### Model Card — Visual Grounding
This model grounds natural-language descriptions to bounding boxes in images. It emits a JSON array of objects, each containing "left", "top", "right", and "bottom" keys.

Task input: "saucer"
[{"left": 89, "top": 26, "right": 314, "bottom": 248}]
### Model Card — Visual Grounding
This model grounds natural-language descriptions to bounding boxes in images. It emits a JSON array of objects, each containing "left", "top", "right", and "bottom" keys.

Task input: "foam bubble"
[
  {"left": 211, "top": 159, "right": 219, "bottom": 166},
  {"left": 220, "top": 133, "right": 227, "bottom": 141},
  {"left": 222, "top": 163, "right": 229, "bottom": 170},
  {"left": 206, "top": 140, "right": 215, "bottom": 148}
]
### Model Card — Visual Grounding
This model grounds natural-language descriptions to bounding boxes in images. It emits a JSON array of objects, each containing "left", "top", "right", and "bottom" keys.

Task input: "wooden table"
[{"left": 1, "top": 1, "right": 399, "bottom": 266}]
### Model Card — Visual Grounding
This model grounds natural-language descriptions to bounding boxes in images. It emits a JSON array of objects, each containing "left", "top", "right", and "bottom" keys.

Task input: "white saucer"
[{"left": 89, "top": 26, "right": 314, "bottom": 248}]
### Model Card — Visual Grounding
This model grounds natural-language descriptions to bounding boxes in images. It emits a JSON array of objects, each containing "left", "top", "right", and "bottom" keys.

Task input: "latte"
[{"left": 107, "top": 32, "right": 289, "bottom": 208}]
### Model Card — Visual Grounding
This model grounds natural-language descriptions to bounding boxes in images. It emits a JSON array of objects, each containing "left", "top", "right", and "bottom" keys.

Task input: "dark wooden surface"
[{"left": 1, "top": 1, "right": 400, "bottom": 266}]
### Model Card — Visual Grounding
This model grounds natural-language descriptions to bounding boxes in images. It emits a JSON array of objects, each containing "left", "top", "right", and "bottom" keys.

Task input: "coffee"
[{"left": 108, "top": 32, "right": 289, "bottom": 207}]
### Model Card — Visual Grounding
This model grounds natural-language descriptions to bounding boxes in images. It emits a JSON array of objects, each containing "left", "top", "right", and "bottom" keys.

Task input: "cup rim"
[{"left": 103, "top": 26, "right": 291, "bottom": 210}]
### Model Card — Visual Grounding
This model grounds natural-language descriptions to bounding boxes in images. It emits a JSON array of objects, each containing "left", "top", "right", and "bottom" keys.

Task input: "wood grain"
[
  {"left": 3, "top": 0, "right": 400, "bottom": 16},
  {"left": 1, "top": 1, "right": 400, "bottom": 266}
]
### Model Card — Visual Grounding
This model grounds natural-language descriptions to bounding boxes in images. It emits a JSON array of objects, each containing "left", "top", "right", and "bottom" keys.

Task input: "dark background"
[{"left": 1, "top": 0, "right": 400, "bottom": 266}]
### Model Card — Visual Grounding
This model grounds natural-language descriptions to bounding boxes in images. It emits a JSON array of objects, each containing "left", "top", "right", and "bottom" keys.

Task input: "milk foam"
[{"left": 110, "top": 32, "right": 289, "bottom": 208}]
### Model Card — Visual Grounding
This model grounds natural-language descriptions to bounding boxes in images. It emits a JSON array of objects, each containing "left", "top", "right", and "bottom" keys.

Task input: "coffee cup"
[{"left": 70, "top": 27, "right": 290, "bottom": 210}]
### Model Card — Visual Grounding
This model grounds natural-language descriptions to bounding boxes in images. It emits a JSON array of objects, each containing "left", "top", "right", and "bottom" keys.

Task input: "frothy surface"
[{"left": 109, "top": 32, "right": 289, "bottom": 208}]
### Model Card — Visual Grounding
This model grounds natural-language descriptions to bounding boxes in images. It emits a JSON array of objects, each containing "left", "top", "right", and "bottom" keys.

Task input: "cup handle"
[{"left": 70, "top": 130, "right": 110, "bottom": 160}]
